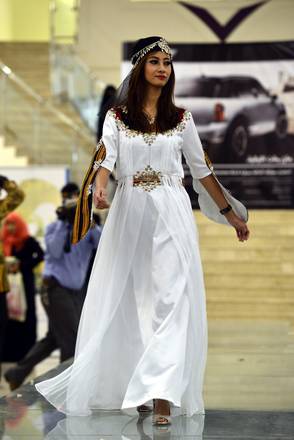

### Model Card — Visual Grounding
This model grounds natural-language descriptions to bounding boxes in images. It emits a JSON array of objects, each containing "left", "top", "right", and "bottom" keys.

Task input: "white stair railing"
[
  {"left": 49, "top": 0, "right": 105, "bottom": 132},
  {"left": 0, "top": 61, "right": 94, "bottom": 179}
]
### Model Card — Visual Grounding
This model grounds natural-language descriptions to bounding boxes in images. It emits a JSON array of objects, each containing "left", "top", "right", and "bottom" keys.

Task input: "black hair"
[{"left": 61, "top": 182, "right": 80, "bottom": 195}]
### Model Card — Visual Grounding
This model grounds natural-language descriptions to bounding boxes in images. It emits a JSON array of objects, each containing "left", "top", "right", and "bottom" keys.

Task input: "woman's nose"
[{"left": 158, "top": 63, "right": 166, "bottom": 72}]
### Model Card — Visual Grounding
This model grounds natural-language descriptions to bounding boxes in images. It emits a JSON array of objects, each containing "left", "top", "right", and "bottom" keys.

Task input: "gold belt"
[{"left": 133, "top": 165, "right": 163, "bottom": 192}]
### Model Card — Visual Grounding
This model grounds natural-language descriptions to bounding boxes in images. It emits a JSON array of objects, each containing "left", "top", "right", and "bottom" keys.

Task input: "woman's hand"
[
  {"left": 225, "top": 210, "right": 250, "bottom": 242},
  {"left": 93, "top": 186, "right": 109, "bottom": 210}
]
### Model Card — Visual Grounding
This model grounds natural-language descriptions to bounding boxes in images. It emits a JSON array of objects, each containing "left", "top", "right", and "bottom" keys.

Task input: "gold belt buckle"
[{"left": 133, "top": 165, "right": 162, "bottom": 192}]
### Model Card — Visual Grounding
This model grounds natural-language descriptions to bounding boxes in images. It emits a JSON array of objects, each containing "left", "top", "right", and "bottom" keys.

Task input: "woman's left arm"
[
  {"left": 199, "top": 174, "right": 249, "bottom": 242},
  {"left": 182, "top": 112, "right": 249, "bottom": 242}
]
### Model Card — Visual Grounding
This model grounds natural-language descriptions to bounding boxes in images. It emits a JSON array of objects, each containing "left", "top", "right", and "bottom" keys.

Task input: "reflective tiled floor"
[{"left": 0, "top": 361, "right": 293, "bottom": 440}]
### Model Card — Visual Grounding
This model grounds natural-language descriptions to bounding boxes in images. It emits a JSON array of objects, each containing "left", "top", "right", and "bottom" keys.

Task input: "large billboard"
[{"left": 123, "top": 41, "right": 294, "bottom": 209}]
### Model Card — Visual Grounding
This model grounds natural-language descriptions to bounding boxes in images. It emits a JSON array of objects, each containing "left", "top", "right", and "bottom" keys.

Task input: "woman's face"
[
  {"left": 144, "top": 51, "right": 172, "bottom": 88},
  {"left": 6, "top": 221, "right": 16, "bottom": 234}
]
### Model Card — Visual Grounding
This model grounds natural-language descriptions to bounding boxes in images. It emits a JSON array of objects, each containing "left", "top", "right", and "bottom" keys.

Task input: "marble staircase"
[
  {"left": 197, "top": 210, "right": 294, "bottom": 323},
  {"left": 0, "top": 135, "right": 28, "bottom": 166},
  {"left": 197, "top": 210, "right": 294, "bottom": 410},
  {"left": 0, "top": 42, "right": 88, "bottom": 130},
  {"left": 0, "top": 43, "right": 95, "bottom": 182}
]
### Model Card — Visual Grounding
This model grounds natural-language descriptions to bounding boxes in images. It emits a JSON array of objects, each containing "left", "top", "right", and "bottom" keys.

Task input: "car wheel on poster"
[
  {"left": 274, "top": 112, "right": 288, "bottom": 139},
  {"left": 225, "top": 117, "right": 249, "bottom": 162}
]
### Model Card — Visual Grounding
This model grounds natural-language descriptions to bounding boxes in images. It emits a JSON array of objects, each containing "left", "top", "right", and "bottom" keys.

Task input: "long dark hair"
[
  {"left": 97, "top": 85, "right": 116, "bottom": 141},
  {"left": 121, "top": 52, "right": 184, "bottom": 133}
]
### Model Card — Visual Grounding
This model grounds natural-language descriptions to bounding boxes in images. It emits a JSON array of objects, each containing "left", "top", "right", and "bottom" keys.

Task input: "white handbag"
[{"left": 6, "top": 272, "right": 27, "bottom": 322}]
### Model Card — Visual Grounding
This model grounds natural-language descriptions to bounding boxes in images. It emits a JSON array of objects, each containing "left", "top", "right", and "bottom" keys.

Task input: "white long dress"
[{"left": 35, "top": 108, "right": 242, "bottom": 417}]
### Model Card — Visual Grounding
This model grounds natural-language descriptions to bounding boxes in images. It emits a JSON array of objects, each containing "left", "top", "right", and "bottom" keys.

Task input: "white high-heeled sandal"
[
  {"left": 152, "top": 414, "right": 171, "bottom": 426},
  {"left": 152, "top": 399, "right": 171, "bottom": 426}
]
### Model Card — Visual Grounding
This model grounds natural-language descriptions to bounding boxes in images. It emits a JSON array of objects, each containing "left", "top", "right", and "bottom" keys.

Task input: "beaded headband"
[{"left": 131, "top": 38, "right": 172, "bottom": 66}]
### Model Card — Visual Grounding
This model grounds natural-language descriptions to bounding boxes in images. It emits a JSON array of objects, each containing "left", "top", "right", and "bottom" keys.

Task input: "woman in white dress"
[{"left": 36, "top": 36, "right": 249, "bottom": 426}]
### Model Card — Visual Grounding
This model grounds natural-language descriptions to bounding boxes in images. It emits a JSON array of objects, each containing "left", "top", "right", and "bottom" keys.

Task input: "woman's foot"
[{"left": 153, "top": 399, "right": 171, "bottom": 425}]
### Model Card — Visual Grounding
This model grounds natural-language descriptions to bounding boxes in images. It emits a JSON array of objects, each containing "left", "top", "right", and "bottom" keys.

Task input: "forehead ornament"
[{"left": 131, "top": 38, "right": 172, "bottom": 67}]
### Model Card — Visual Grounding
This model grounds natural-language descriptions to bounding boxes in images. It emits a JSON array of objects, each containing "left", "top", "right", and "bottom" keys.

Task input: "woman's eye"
[
  {"left": 164, "top": 61, "right": 171, "bottom": 66},
  {"left": 150, "top": 60, "right": 158, "bottom": 64}
]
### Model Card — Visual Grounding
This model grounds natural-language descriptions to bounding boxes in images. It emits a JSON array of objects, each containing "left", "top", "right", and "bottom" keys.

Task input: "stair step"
[
  {"left": 196, "top": 210, "right": 294, "bottom": 224},
  {"left": 203, "top": 261, "right": 294, "bottom": 275},
  {"left": 199, "top": 236, "right": 294, "bottom": 247},
  {"left": 198, "top": 223, "right": 294, "bottom": 236},
  {"left": 204, "top": 274, "right": 294, "bottom": 289},
  {"left": 201, "top": 248, "right": 293, "bottom": 262},
  {"left": 206, "top": 303, "right": 294, "bottom": 319},
  {"left": 0, "top": 142, "right": 28, "bottom": 166},
  {"left": 207, "top": 296, "right": 294, "bottom": 305},
  {"left": 206, "top": 355, "right": 294, "bottom": 377},
  {"left": 208, "top": 320, "right": 292, "bottom": 333},
  {"left": 206, "top": 289, "right": 294, "bottom": 300}
]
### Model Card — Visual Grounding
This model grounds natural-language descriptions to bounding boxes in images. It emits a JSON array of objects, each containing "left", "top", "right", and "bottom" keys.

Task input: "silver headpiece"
[
  {"left": 114, "top": 37, "right": 172, "bottom": 107},
  {"left": 131, "top": 38, "right": 172, "bottom": 67}
]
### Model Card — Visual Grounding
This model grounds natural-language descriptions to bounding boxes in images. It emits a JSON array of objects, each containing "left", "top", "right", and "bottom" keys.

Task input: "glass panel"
[
  {"left": 50, "top": 45, "right": 105, "bottom": 133},
  {"left": 0, "top": 70, "right": 93, "bottom": 182},
  {"left": 54, "top": 0, "right": 77, "bottom": 41}
]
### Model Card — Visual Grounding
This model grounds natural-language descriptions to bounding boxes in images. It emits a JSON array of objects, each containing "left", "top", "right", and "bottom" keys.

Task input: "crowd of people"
[
  {"left": 0, "top": 176, "right": 102, "bottom": 391},
  {"left": 0, "top": 88, "right": 115, "bottom": 393}
]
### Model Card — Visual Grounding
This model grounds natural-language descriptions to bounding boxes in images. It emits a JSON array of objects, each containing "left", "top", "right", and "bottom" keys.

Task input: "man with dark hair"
[
  {"left": 61, "top": 182, "right": 80, "bottom": 200},
  {"left": 4, "top": 182, "right": 101, "bottom": 390}
]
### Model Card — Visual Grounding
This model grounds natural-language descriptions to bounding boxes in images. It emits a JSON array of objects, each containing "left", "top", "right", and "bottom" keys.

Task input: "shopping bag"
[{"left": 6, "top": 272, "right": 27, "bottom": 322}]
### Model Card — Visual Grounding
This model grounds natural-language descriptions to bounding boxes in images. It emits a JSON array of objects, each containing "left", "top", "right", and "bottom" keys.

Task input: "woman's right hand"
[{"left": 93, "top": 186, "right": 109, "bottom": 209}]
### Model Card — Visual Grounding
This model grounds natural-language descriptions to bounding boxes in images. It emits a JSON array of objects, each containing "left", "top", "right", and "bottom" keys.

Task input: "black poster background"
[{"left": 123, "top": 41, "right": 294, "bottom": 208}]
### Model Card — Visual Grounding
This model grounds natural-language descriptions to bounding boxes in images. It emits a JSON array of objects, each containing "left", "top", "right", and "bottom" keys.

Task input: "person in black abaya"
[
  {"left": 1, "top": 212, "right": 44, "bottom": 362},
  {"left": 96, "top": 85, "right": 116, "bottom": 142}
]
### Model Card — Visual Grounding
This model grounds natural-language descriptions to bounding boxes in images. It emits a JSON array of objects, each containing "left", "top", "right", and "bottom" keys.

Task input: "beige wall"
[
  {"left": 77, "top": 0, "right": 294, "bottom": 85},
  {"left": 0, "top": 0, "right": 76, "bottom": 43},
  {"left": 0, "top": 0, "right": 50, "bottom": 41}
]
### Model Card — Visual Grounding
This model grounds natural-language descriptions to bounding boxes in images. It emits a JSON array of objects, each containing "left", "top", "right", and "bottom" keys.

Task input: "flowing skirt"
[{"left": 35, "top": 177, "right": 208, "bottom": 416}]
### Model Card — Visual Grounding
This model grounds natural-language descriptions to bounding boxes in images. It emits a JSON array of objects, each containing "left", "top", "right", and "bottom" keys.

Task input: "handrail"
[
  {"left": 0, "top": 59, "right": 94, "bottom": 142},
  {"left": 52, "top": 44, "right": 105, "bottom": 87},
  {"left": 72, "top": 52, "right": 104, "bottom": 85}
]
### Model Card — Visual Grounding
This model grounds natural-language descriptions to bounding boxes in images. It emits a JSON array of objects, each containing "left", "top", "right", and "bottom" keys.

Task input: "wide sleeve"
[
  {"left": 72, "top": 110, "right": 118, "bottom": 244},
  {"left": 182, "top": 112, "right": 248, "bottom": 225},
  {"left": 182, "top": 112, "right": 212, "bottom": 180},
  {"left": 100, "top": 110, "right": 118, "bottom": 173}
]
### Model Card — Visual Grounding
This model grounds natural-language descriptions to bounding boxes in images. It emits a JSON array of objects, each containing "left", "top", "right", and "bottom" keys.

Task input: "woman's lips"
[{"left": 156, "top": 76, "right": 167, "bottom": 80}]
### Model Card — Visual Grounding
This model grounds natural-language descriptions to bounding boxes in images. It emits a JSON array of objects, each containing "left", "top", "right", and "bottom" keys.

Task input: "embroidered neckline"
[{"left": 108, "top": 107, "right": 191, "bottom": 146}]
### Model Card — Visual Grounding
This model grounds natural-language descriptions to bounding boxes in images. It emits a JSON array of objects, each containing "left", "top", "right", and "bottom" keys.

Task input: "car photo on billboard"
[{"left": 175, "top": 75, "right": 288, "bottom": 163}]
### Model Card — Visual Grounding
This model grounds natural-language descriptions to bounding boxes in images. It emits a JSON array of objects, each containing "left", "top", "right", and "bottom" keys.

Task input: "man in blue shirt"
[{"left": 5, "top": 183, "right": 101, "bottom": 390}]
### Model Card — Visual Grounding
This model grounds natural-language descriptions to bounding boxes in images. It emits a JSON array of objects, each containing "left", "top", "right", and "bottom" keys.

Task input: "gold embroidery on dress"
[
  {"left": 93, "top": 159, "right": 102, "bottom": 170},
  {"left": 133, "top": 165, "right": 162, "bottom": 192},
  {"left": 108, "top": 108, "right": 191, "bottom": 146}
]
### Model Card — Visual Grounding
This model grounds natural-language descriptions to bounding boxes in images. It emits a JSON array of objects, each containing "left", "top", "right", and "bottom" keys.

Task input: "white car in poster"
[{"left": 175, "top": 75, "right": 288, "bottom": 161}]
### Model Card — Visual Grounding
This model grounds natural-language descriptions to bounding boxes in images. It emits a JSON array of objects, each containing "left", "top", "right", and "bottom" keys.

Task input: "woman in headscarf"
[
  {"left": 0, "top": 176, "right": 24, "bottom": 378},
  {"left": 35, "top": 36, "right": 249, "bottom": 425},
  {"left": 1, "top": 212, "right": 44, "bottom": 361}
]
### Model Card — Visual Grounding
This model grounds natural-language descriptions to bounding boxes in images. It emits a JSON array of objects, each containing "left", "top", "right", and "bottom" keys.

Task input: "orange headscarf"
[{"left": 1, "top": 212, "right": 29, "bottom": 256}]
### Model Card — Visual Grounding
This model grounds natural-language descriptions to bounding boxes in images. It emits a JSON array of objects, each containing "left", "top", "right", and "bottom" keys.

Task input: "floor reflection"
[
  {"left": 1, "top": 381, "right": 293, "bottom": 439},
  {"left": 44, "top": 410, "right": 204, "bottom": 439}
]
